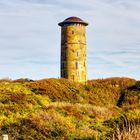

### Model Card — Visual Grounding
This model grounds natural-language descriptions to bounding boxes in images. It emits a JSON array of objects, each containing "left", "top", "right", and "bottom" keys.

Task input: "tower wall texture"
[{"left": 59, "top": 17, "right": 88, "bottom": 84}]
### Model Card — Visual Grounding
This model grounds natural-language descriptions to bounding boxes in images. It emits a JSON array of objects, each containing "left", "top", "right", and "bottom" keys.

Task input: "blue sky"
[{"left": 0, "top": 0, "right": 140, "bottom": 80}]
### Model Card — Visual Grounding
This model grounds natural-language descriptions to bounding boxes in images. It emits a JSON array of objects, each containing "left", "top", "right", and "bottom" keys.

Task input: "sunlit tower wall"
[{"left": 58, "top": 17, "right": 88, "bottom": 84}]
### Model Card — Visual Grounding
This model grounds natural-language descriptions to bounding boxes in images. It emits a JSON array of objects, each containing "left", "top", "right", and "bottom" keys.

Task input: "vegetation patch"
[{"left": 0, "top": 77, "right": 140, "bottom": 139}]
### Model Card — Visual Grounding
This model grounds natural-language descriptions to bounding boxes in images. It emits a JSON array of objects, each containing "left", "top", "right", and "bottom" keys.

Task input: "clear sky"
[{"left": 0, "top": 0, "right": 140, "bottom": 80}]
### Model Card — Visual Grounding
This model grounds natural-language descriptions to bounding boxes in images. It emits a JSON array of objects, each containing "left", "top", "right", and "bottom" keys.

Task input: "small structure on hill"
[{"left": 58, "top": 17, "right": 88, "bottom": 84}]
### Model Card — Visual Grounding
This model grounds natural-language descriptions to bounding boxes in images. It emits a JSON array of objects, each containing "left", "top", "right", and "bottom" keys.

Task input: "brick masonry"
[{"left": 59, "top": 17, "right": 88, "bottom": 84}]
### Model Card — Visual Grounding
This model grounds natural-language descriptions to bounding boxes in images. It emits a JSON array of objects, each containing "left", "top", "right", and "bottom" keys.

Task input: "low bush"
[{"left": 0, "top": 77, "right": 140, "bottom": 139}]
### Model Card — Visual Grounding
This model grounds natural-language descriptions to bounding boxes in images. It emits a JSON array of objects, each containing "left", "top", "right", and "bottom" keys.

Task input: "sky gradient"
[{"left": 0, "top": 0, "right": 140, "bottom": 80}]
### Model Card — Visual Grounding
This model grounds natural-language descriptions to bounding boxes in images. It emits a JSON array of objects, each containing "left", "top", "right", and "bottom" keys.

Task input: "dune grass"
[{"left": 0, "top": 77, "right": 140, "bottom": 140}]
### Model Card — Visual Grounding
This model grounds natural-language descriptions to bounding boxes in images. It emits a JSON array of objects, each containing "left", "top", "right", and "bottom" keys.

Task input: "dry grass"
[
  {"left": 0, "top": 77, "right": 140, "bottom": 140},
  {"left": 112, "top": 123, "right": 140, "bottom": 140}
]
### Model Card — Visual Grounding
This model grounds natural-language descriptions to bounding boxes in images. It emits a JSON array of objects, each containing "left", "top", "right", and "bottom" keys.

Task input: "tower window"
[
  {"left": 72, "top": 49, "right": 75, "bottom": 53},
  {"left": 84, "top": 62, "right": 86, "bottom": 67},
  {"left": 76, "top": 62, "right": 78, "bottom": 69},
  {"left": 76, "top": 51, "right": 79, "bottom": 56},
  {"left": 72, "top": 31, "right": 74, "bottom": 34}
]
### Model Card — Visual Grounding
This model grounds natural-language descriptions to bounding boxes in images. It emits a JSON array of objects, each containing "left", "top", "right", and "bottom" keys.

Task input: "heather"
[{"left": 0, "top": 77, "right": 140, "bottom": 140}]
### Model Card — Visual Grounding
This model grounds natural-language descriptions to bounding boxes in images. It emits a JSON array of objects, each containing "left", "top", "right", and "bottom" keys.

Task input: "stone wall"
[{"left": 61, "top": 23, "right": 87, "bottom": 84}]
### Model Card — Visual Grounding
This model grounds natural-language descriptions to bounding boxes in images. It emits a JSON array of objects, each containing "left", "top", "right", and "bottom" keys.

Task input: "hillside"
[{"left": 0, "top": 77, "right": 140, "bottom": 140}]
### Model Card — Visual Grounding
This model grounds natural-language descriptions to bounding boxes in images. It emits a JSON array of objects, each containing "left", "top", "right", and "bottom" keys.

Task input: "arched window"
[
  {"left": 76, "top": 62, "right": 78, "bottom": 69},
  {"left": 76, "top": 51, "right": 79, "bottom": 56},
  {"left": 84, "top": 62, "right": 86, "bottom": 67}
]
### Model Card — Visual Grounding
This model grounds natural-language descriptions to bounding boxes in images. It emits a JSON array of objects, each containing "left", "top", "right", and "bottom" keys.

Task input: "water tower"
[{"left": 58, "top": 17, "right": 88, "bottom": 84}]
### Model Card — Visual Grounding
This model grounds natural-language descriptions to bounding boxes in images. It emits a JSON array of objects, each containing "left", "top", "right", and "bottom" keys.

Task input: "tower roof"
[{"left": 58, "top": 16, "right": 88, "bottom": 26}]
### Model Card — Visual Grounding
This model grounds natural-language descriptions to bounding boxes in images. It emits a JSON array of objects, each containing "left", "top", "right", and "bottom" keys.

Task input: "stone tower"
[{"left": 58, "top": 17, "right": 88, "bottom": 84}]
